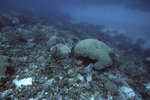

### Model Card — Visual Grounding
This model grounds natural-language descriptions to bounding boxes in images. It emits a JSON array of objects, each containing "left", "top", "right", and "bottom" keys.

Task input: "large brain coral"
[{"left": 74, "top": 39, "right": 115, "bottom": 70}]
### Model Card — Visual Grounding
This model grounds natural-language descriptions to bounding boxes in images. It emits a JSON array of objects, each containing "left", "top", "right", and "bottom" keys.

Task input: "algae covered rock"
[
  {"left": 50, "top": 44, "right": 71, "bottom": 58},
  {"left": 0, "top": 55, "right": 10, "bottom": 80},
  {"left": 47, "top": 35, "right": 59, "bottom": 47},
  {"left": 74, "top": 39, "right": 115, "bottom": 70}
]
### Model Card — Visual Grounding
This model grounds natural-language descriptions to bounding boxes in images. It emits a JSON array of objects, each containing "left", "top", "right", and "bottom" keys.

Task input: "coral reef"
[{"left": 0, "top": 9, "right": 150, "bottom": 100}]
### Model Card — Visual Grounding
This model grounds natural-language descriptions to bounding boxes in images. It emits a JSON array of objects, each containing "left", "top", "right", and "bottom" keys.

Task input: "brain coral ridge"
[{"left": 74, "top": 39, "right": 114, "bottom": 70}]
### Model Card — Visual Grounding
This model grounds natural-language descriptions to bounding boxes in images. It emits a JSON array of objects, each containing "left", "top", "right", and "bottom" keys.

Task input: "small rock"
[
  {"left": 104, "top": 81, "right": 118, "bottom": 96},
  {"left": 68, "top": 70, "right": 78, "bottom": 78},
  {"left": 86, "top": 83, "right": 91, "bottom": 90},
  {"left": 36, "top": 56, "right": 45, "bottom": 63},
  {"left": 145, "top": 57, "right": 150, "bottom": 66},
  {"left": 12, "top": 17, "right": 20, "bottom": 24},
  {"left": 27, "top": 43, "right": 36, "bottom": 48}
]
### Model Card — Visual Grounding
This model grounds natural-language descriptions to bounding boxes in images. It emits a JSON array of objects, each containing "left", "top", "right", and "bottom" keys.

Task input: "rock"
[
  {"left": 71, "top": 37, "right": 80, "bottom": 43},
  {"left": 119, "top": 86, "right": 136, "bottom": 99},
  {"left": 50, "top": 44, "right": 71, "bottom": 58},
  {"left": 145, "top": 57, "right": 150, "bottom": 66},
  {"left": 68, "top": 70, "right": 78, "bottom": 78},
  {"left": 85, "top": 83, "right": 91, "bottom": 90},
  {"left": 104, "top": 81, "right": 118, "bottom": 96},
  {"left": 36, "top": 56, "right": 45, "bottom": 63},
  {"left": 27, "top": 43, "right": 36, "bottom": 49},
  {"left": 74, "top": 39, "right": 116, "bottom": 70},
  {"left": 47, "top": 35, "right": 59, "bottom": 47},
  {"left": 12, "top": 17, "right": 20, "bottom": 24},
  {"left": 18, "top": 56, "right": 28, "bottom": 62}
]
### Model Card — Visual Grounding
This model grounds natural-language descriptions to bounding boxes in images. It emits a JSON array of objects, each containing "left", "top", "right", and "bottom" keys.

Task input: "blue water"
[{"left": 1, "top": 0, "right": 150, "bottom": 48}]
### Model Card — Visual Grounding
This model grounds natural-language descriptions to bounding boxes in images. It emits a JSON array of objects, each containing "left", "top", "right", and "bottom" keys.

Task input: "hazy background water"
[{"left": 1, "top": 0, "right": 150, "bottom": 48}]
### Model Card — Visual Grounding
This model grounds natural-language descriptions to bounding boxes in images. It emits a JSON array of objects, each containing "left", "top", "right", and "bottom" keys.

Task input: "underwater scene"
[{"left": 0, "top": 0, "right": 150, "bottom": 100}]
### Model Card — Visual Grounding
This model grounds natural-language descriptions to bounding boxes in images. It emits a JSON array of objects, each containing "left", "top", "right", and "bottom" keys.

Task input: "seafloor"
[{"left": 0, "top": 8, "right": 150, "bottom": 100}]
